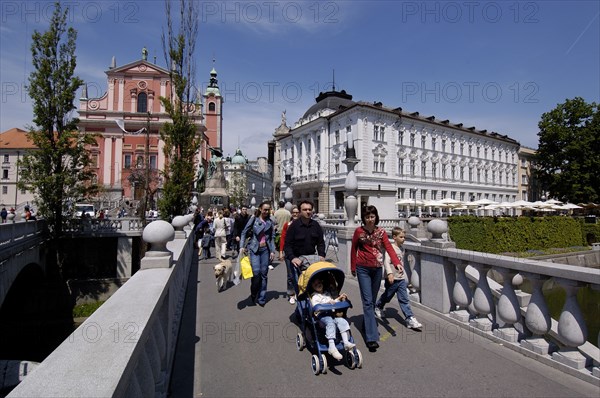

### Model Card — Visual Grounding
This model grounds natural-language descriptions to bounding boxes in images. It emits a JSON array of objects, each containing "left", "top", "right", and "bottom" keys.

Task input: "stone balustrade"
[
  {"left": 322, "top": 219, "right": 599, "bottom": 384},
  {"left": 9, "top": 216, "right": 195, "bottom": 397}
]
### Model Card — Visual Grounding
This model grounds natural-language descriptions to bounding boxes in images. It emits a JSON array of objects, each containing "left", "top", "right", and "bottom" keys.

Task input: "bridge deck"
[{"left": 170, "top": 253, "right": 598, "bottom": 397}]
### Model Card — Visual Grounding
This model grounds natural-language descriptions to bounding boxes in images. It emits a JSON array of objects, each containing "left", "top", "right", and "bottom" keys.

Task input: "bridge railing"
[
  {"left": 320, "top": 220, "right": 600, "bottom": 383},
  {"left": 9, "top": 215, "right": 196, "bottom": 397}
]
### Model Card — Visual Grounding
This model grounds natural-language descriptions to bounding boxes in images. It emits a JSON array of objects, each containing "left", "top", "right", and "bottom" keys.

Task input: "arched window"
[
  {"left": 137, "top": 92, "right": 147, "bottom": 113},
  {"left": 208, "top": 102, "right": 216, "bottom": 112}
]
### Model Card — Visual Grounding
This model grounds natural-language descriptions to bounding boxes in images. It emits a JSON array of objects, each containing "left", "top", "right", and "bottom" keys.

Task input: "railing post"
[
  {"left": 520, "top": 273, "right": 552, "bottom": 354},
  {"left": 449, "top": 259, "right": 472, "bottom": 322},
  {"left": 493, "top": 267, "right": 522, "bottom": 342},
  {"left": 140, "top": 220, "right": 174, "bottom": 269},
  {"left": 470, "top": 262, "right": 495, "bottom": 332},
  {"left": 551, "top": 278, "right": 591, "bottom": 370}
]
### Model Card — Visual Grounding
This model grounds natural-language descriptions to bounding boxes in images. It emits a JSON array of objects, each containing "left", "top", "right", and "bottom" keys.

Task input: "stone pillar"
[
  {"left": 520, "top": 273, "right": 552, "bottom": 354},
  {"left": 469, "top": 262, "right": 495, "bottom": 332},
  {"left": 493, "top": 267, "right": 522, "bottom": 342},
  {"left": 172, "top": 215, "right": 190, "bottom": 240},
  {"left": 141, "top": 220, "right": 174, "bottom": 269},
  {"left": 419, "top": 219, "right": 456, "bottom": 313},
  {"left": 449, "top": 259, "right": 472, "bottom": 322},
  {"left": 333, "top": 226, "right": 356, "bottom": 275},
  {"left": 551, "top": 278, "right": 590, "bottom": 369},
  {"left": 116, "top": 236, "right": 133, "bottom": 278}
]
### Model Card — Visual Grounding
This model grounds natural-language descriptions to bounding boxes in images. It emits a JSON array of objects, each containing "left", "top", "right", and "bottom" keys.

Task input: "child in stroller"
[
  {"left": 310, "top": 276, "right": 356, "bottom": 360},
  {"left": 295, "top": 261, "right": 363, "bottom": 374}
]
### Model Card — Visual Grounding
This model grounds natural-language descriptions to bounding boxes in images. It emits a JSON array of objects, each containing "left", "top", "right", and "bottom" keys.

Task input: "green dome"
[{"left": 231, "top": 149, "right": 246, "bottom": 165}]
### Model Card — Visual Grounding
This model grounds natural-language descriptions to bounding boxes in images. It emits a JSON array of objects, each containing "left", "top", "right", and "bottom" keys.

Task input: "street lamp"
[{"left": 413, "top": 186, "right": 418, "bottom": 216}]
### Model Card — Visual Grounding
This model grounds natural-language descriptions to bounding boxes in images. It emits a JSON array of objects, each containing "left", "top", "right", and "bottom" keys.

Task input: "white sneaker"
[
  {"left": 374, "top": 306, "right": 383, "bottom": 319},
  {"left": 328, "top": 347, "right": 343, "bottom": 360},
  {"left": 268, "top": 264, "right": 274, "bottom": 270},
  {"left": 344, "top": 342, "right": 356, "bottom": 350},
  {"left": 289, "top": 296, "right": 296, "bottom": 305},
  {"left": 407, "top": 317, "right": 422, "bottom": 329}
]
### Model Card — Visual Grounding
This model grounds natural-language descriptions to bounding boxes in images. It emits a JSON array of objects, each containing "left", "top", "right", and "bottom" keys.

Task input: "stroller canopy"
[{"left": 298, "top": 262, "right": 345, "bottom": 300}]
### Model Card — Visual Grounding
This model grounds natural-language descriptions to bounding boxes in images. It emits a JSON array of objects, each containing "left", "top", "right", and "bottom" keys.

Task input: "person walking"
[
  {"left": 232, "top": 206, "right": 250, "bottom": 258},
  {"left": 284, "top": 200, "right": 326, "bottom": 294},
  {"left": 0, "top": 207, "right": 7, "bottom": 223},
  {"left": 279, "top": 206, "right": 299, "bottom": 304},
  {"left": 240, "top": 201, "right": 276, "bottom": 306},
  {"left": 213, "top": 211, "right": 228, "bottom": 260},
  {"left": 350, "top": 205, "right": 402, "bottom": 351}
]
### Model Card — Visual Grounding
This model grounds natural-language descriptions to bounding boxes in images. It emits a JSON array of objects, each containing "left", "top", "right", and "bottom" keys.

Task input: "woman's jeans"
[
  {"left": 376, "top": 278, "right": 414, "bottom": 319},
  {"left": 249, "top": 247, "right": 270, "bottom": 305},
  {"left": 356, "top": 265, "right": 382, "bottom": 343},
  {"left": 319, "top": 316, "right": 350, "bottom": 340}
]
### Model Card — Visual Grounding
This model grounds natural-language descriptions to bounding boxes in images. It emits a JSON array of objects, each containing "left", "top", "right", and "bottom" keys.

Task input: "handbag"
[{"left": 240, "top": 255, "right": 253, "bottom": 279}]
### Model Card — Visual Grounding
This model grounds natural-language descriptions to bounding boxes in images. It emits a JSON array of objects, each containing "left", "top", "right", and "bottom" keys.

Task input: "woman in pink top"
[{"left": 350, "top": 205, "right": 401, "bottom": 350}]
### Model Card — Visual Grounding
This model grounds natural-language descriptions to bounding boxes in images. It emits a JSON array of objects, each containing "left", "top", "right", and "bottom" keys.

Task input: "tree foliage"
[
  {"left": 158, "top": 0, "right": 203, "bottom": 221},
  {"left": 535, "top": 97, "right": 599, "bottom": 204},
  {"left": 19, "top": 2, "right": 98, "bottom": 239}
]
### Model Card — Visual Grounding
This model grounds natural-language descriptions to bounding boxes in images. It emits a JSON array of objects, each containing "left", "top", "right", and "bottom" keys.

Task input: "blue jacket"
[{"left": 240, "top": 216, "right": 276, "bottom": 254}]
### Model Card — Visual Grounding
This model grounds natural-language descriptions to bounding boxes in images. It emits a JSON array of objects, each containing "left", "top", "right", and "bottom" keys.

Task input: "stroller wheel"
[
  {"left": 296, "top": 333, "right": 305, "bottom": 351},
  {"left": 345, "top": 350, "right": 357, "bottom": 370},
  {"left": 311, "top": 354, "right": 321, "bottom": 375},
  {"left": 355, "top": 349, "right": 363, "bottom": 368},
  {"left": 320, "top": 354, "right": 328, "bottom": 374}
]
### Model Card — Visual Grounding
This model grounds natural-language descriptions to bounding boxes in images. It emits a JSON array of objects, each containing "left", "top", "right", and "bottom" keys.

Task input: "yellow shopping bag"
[{"left": 240, "top": 255, "right": 253, "bottom": 279}]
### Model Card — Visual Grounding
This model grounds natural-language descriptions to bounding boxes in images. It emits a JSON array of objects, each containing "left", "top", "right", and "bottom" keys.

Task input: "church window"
[
  {"left": 137, "top": 92, "right": 147, "bottom": 113},
  {"left": 209, "top": 102, "right": 216, "bottom": 112}
]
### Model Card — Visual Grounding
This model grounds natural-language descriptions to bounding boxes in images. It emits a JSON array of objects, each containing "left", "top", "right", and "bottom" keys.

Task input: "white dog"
[{"left": 213, "top": 259, "right": 233, "bottom": 292}]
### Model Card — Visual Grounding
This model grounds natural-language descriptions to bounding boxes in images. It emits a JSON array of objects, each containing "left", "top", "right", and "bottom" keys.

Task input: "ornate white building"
[{"left": 275, "top": 89, "right": 521, "bottom": 219}]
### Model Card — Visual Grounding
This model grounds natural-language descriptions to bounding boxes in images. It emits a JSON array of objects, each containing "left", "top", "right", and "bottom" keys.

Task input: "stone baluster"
[
  {"left": 470, "top": 262, "right": 495, "bottom": 332},
  {"left": 493, "top": 267, "right": 521, "bottom": 342},
  {"left": 171, "top": 215, "right": 189, "bottom": 239},
  {"left": 520, "top": 273, "right": 552, "bottom": 354},
  {"left": 407, "top": 250, "right": 421, "bottom": 301},
  {"left": 449, "top": 259, "right": 472, "bottom": 322},
  {"left": 551, "top": 278, "right": 590, "bottom": 370}
]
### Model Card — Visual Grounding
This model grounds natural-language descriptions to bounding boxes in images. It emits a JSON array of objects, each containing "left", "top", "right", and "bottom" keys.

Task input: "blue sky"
[{"left": 1, "top": 1, "right": 599, "bottom": 160}]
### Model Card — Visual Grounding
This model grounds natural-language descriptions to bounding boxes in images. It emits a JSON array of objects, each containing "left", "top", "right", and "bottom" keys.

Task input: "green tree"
[
  {"left": 158, "top": 0, "right": 203, "bottom": 221},
  {"left": 535, "top": 97, "right": 599, "bottom": 204},
  {"left": 19, "top": 1, "right": 98, "bottom": 239}
]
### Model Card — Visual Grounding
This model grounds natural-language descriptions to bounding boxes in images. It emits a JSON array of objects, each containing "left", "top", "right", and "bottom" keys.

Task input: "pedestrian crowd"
[{"left": 194, "top": 201, "right": 421, "bottom": 351}]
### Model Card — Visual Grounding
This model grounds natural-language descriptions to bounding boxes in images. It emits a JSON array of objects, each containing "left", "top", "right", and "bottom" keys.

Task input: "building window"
[
  {"left": 316, "top": 136, "right": 321, "bottom": 150},
  {"left": 335, "top": 191, "right": 344, "bottom": 209},
  {"left": 398, "top": 159, "right": 404, "bottom": 175},
  {"left": 2, "top": 169, "right": 8, "bottom": 179},
  {"left": 410, "top": 160, "right": 416, "bottom": 176},
  {"left": 431, "top": 190, "right": 437, "bottom": 200},
  {"left": 373, "top": 157, "right": 385, "bottom": 173},
  {"left": 124, "top": 154, "right": 132, "bottom": 169},
  {"left": 398, "top": 130, "right": 403, "bottom": 145},
  {"left": 484, "top": 170, "right": 489, "bottom": 183},
  {"left": 91, "top": 154, "right": 99, "bottom": 168},
  {"left": 451, "top": 141, "right": 455, "bottom": 154},
  {"left": 432, "top": 163, "right": 437, "bottom": 180},
  {"left": 432, "top": 137, "right": 436, "bottom": 151},
  {"left": 2, "top": 186, "right": 7, "bottom": 194},
  {"left": 451, "top": 165, "right": 456, "bottom": 180},
  {"left": 460, "top": 143, "right": 464, "bottom": 155},
  {"left": 492, "top": 171, "right": 496, "bottom": 184},
  {"left": 477, "top": 169, "right": 481, "bottom": 183},
  {"left": 137, "top": 92, "right": 147, "bottom": 113},
  {"left": 460, "top": 192, "right": 465, "bottom": 201},
  {"left": 522, "top": 174, "right": 528, "bottom": 184},
  {"left": 441, "top": 164, "right": 447, "bottom": 179},
  {"left": 421, "top": 161, "right": 426, "bottom": 178},
  {"left": 469, "top": 145, "right": 472, "bottom": 157},
  {"left": 441, "top": 139, "right": 446, "bottom": 152},
  {"left": 469, "top": 167, "right": 473, "bottom": 182},
  {"left": 334, "top": 164, "right": 339, "bottom": 174},
  {"left": 460, "top": 166, "right": 464, "bottom": 181},
  {"left": 521, "top": 159, "right": 527, "bottom": 167},
  {"left": 484, "top": 148, "right": 488, "bottom": 159},
  {"left": 410, "top": 133, "right": 415, "bottom": 147},
  {"left": 209, "top": 102, "right": 216, "bottom": 112},
  {"left": 334, "top": 130, "right": 339, "bottom": 145},
  {"left": 150, "top": 155, "right": 157, "bottom": 169},
  {"left": 3, "top": 155, "right": 8, "bottom": 163},
  {"left": 421, "top": 135, "right": 426, "bottom": 148}
]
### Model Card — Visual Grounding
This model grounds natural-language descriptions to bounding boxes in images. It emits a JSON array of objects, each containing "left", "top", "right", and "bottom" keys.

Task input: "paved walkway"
[{"left": 169, "top": 251, "right": 599, "bottom": 397}]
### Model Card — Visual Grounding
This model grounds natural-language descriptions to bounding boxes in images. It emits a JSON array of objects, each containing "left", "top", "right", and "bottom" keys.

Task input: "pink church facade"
[{"left": 78, "top": 54, "right": 212, "bottom": 204}]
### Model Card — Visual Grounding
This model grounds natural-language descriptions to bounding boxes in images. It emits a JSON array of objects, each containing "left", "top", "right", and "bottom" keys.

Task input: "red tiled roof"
[{"left": 0, "top": 128, "right": 37, "bottom": 149}]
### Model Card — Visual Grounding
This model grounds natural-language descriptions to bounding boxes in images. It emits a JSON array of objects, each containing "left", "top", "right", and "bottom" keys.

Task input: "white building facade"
[{"left": 276, "top": 90, "right": 521, "bottom": 219}]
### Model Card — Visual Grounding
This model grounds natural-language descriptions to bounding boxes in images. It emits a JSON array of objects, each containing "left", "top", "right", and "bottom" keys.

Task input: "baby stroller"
[{"left": 294, "top": 260, "right": 363, "bottom": 375}]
